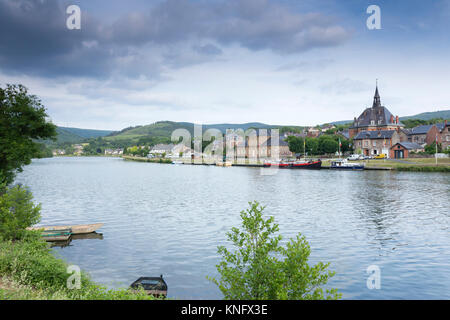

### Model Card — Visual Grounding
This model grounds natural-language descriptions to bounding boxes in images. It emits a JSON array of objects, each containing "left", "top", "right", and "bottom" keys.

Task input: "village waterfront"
[{"left": 15, "top": 156, "right": 450, "bottom": 299}]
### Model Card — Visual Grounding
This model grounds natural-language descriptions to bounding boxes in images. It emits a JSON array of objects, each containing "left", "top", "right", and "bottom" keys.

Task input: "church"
[{"left": 350, "top": 85, "right": 406, "bottom": 157}]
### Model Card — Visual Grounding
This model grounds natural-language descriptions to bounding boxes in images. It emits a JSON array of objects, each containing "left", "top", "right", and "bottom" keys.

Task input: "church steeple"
[{"left": 372, "top": 80, "right": 381, "bottom": 108}]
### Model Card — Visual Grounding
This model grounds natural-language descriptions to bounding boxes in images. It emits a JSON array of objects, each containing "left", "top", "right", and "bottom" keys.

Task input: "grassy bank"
[
  {"left": 0, "top": 234, "right": 157, "bottom": 300},
  {"left": 122, "top": 155, "right": 172, "bottom": 163},
  {"left": 322, "top": 158, "right": 450, "bottom": 172}
]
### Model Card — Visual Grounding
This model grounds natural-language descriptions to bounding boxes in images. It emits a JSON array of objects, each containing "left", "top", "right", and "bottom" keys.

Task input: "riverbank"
[
  {"left": 122, "top": 155, "right": 450, "bottom": 172},
  {"left": 0, "top": 235, "right": 157, "bottom": 300}
]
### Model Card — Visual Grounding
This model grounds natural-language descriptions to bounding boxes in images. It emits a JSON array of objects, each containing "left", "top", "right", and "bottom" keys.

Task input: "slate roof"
[
  {"left": 393, "top": 142, "right": 424, "bottom": 150},
  {"left": 353, "top": 130, "right": 396, "bottom": 140},
  {"left": 350, "top": 86, "right": 402, "bottom": 128},
  {"left": 408, "top": 123, "right": 445, "bottom": 135},
  {"left": 337, "top": 130, "right": 350, "bottom": 139},
  {"left": 260, "top": 137, "right": 289, "bottom": 147}
]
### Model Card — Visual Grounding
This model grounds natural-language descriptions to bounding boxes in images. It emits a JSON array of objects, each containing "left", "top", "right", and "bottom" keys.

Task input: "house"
[
  {"left": 321, "top": 124, "right": 336, "bottom": 132},
  {"left": 150, "top": 144, "right": 174, "bottom": 156},
  {"left": 104, "top": 148, "right": 123, "bottom": 156},
  {"left": 390, "top": 142, "right": 425, "bottom": 159},
  {"left": 259, "top": 137, "right": 293, "bottom": 158},
  {"left": 405, "top": 123, "right": 444, "bottom": 146},
  {"left": 336, "top": 130, "right": 350, "bottom": 140},
  {"left": 73, "top": 144, "right": 85, "bottom": 155},
  {"left": 52, "top": 149, "right": 66, "bottom": 156},
  {"left": 353, "top": 130, "right": 400, "bottom": 157},
  {"left": 171, "top": 143, "right": 192, "bottom": 158},
  {"left": 227, "top": 129, "right": 292, "bottom": 160},
  {"left": 441, "top": 120, "right": 450, "bottom": 150},
  {"left": 282, "top": 131, "right": 306, "bottom": 139},
  {"left": 349, "top": 85, "right": 403, "bottom": 139},
  {"left": 306, "top": 127, "right": 320, "bottom": 137}
]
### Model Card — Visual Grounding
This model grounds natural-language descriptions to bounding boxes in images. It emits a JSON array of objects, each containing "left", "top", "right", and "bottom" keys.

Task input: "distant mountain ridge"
[
  {"left": 329, "top": 110, "right": 450, "bottom": 126},
  {"left": 51, "top": 109, "right": 449, "bottom": 145},
  {"left": 52, "top": 127, "right": 114, "bottom": 144}
]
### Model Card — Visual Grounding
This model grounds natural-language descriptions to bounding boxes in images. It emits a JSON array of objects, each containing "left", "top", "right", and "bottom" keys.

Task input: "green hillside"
[
  {"left": 104, "top": 121, "right": 293, "bottom": 145},
  {"left": 42, "top": 127, "right": 115, "bottom": 145},
  {"left": 45, "top": 109, "right": 449, "bottom": 149},
  {"left": 400, "top": 110, "right": 450, "bottom": 121},
  {"left": 53, "top": 127, "right": 84, "bottom": 144},
  {"left": 58, "top": 127, "right": 114, "bottom": 139}
]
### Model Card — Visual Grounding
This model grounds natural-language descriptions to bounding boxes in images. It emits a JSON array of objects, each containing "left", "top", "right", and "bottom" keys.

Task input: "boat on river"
[
  {"left": 290, "top": 159, "right": 322, "bottom": 169},
  {"left": 330, "top": 159, "right": 364, "bottom": 170},
  {"left": 41, "top": 229, "right": 72, "bottom": 242},
  {"left": 130, "top": 275, "right": 168, "bottom": 297},
  {"left": 27, "top": 223, "right": 103, "bottom": 235},
  {"left": 263, "top": 159, "right": 322, "bottom": 169}
]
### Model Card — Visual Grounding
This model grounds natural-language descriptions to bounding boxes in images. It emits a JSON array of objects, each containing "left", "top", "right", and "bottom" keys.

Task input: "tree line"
[{"left": 286, "top": 134, "right": 352, "bottom": 156}]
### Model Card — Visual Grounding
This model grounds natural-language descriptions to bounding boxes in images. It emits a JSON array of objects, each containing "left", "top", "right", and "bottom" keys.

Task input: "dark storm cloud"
[
  {"left": 0, "top": 0, "right": 351, "bottom": 78},
  {"left": 109, "top": 0, "right": 350, "bottom": 52}
]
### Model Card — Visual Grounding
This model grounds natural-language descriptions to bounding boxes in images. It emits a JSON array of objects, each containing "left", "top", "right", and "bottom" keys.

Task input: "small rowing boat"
[
  {"left": 130, "top": 275, "right": 168, "bottom": 297},
  {"left": 41, "top": 229, "right": 72, "bottom": 242},
  {"left": 27, "top": 223, "right": 103, "bottom": 235}
]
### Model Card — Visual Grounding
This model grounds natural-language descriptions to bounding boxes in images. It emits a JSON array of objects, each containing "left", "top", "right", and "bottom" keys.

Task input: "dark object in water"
[
  {"left": 130, "top": 275, "right": 167, "bottom": 297},
  {"left": 41, "top": 228, "right": 72, "bottom": 241}
]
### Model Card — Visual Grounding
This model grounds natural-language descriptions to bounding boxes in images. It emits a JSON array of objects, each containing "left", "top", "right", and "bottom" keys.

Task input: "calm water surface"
[{"left": 15, "top": 157, "right": 450, "bottom": 299}]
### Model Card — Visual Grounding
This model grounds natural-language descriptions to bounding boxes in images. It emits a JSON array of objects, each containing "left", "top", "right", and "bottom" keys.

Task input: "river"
[{"left": 15, "top": 157, "right": 450, "bottom": 299}]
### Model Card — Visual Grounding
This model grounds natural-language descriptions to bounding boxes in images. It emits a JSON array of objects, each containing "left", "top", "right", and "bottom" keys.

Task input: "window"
[
  {"left": 373, "top": 141, "right": 377, "bottom": 147},
  {"left": 371, "top": 120, "right": 375, "bottom": 125}
]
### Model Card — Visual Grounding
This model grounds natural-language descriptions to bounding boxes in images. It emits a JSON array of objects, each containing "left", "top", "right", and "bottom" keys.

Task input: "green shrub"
[
  {"left": 208, "top": 201, "right": 340, "bottom": 300},
  {"left": 396, "top": 166, "right": 450, "bottom": 172},
  {"left": 0, "top": 185, "right": 41, "bottom": 241},
  {"left": 0, "top": 237, "right": 158, "bottom": 300}
]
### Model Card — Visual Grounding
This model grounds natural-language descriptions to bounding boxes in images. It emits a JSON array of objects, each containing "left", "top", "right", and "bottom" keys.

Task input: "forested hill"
[
  {"left": 46, "top": 127, "right": 115, "bottom": 144},
  {"left": 48, "top": 109, "right": 449, "bottom": 147}
]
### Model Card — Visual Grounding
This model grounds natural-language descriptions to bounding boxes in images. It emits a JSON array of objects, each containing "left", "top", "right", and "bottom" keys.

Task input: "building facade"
[
  {"left": 353, "top": 130, "right": 400, "bottom": 157},
  {"left": 349, "top": 86, "right": 403, "bottom": 139},
  {"left": 406, "top": 124, "right": 444, "bottom": 146},
  {"left": 441, "top": 121, "right": 450, "bottom": 150},
  {"left": 390, "top": 142, "right": 425, "bottom": 159}
]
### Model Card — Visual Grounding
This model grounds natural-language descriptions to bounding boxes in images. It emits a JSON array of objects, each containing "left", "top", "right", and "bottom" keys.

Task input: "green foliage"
[
  {"left": 318, "top": 136, "right": 338, "bottom": 154},
  {"left": 396, "top": 166, "right": 450, "bottom": 172},
  {"left": 208, "top": 201, "right": 340, "bottom": 300},
  {"left": 424, "top": 142, "right": 442, "bottom": 154},
  {"left": 33, "top": 143, "right": 53, "bottom": 159},
  {"left": 401, "top": 118, "right": 448, "bottom": 129},
  {"left": 0, "top": 185, "right": 41, "bottom": 241},
  {"left": 0, "top": 237, "right": 158, "bottom": 300},
  {"left": 286, "top": 136, "right": 305, "bottom": 154},
  {"left": 287, "top": 135, "right": 350, "bottom": 155},
  {"left": 278, "top": 126, "right": 304, "bottom": 134},
  {"left": 0, "top": 84, "right": 57, "bottom": 185}
]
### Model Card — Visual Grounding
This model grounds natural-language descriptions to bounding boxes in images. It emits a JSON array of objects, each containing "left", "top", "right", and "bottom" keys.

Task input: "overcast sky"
[{"left": 1, "top": 0, "right": 449, "bottom": 130}]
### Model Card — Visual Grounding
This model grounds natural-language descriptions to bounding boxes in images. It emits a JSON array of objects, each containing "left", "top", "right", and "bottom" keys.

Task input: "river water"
[{"left": 15, "top": 157, "right": 450, "bottom": 299}]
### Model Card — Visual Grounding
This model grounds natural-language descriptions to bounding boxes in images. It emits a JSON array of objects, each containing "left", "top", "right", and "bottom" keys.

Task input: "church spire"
[{"left": 372, "top": 80, "right": 381, "bottom": 108}]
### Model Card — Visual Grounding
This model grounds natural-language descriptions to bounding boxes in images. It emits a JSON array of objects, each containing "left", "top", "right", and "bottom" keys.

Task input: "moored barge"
[{"left": 263, "top": 159, "right": 322, "bottom": 169}]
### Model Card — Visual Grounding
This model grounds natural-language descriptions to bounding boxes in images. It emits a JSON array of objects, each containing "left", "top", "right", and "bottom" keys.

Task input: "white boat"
[{"left": 330, "top": 159, "right": 364, "bottom": 170}]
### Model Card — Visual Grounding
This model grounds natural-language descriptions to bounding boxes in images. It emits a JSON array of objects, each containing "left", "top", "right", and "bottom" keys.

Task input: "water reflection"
[
  {"left": 50, "top": 232, "right": 104, "bottom": 248},
  {"left": 15, "top": 157, "right": 450, "bottom": 299}
]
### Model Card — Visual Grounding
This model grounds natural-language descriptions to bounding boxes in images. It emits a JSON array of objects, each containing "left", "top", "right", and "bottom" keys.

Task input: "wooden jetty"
[{"left": 27, "top": 223, "right": 103, "bottom": 235}]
